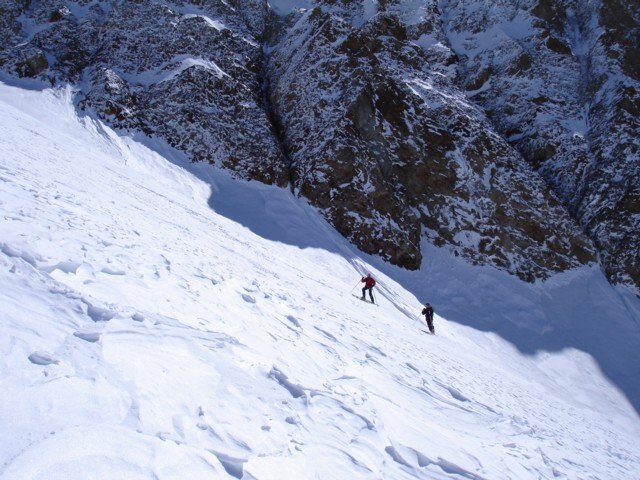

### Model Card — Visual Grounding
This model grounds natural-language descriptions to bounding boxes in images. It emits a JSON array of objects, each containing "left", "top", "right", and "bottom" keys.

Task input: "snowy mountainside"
[
  {"left": 1, "top": 0, "right": 637, "bottom": 294},
  {"left": 0, "top": 0, "right": 603, "bottom": 287},
  {"left": 2, "top": 84, "right": 640, "bottom": 479}
]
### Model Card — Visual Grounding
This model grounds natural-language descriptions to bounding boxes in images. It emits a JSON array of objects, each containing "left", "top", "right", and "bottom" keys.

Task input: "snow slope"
[{"left": 1, "top": 82, "right": 639, "bottom": 479}]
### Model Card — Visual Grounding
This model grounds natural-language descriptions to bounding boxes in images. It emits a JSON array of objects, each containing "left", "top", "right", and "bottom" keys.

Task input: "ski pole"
[{"left": 350, "top": 281, "right": 361, "bottom": 293}]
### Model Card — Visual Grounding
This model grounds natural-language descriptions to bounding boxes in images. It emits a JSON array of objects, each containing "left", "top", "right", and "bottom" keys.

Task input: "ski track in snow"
[{"left": 0, "top": 82, "right": 639, "bottom": 479}]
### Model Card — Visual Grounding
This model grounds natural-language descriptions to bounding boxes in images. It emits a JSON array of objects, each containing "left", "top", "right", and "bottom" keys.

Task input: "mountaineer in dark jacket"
[{"left": 422, "top": 303, "right": 435, "bottom": 334}]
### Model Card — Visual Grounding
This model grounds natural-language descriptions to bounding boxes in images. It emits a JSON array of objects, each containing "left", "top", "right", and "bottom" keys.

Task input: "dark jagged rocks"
[
  {"left": 1, "top": 0, "right": 637, "bottom": 292},
  {"left": 0, "top": 0, "right": 288, "bottom": 186},
  {"left": 439, "top": 0, "right": 640, "bottom": 291},
  {"left": 266, "top": 2, "right": 594, "bottom": 280}
]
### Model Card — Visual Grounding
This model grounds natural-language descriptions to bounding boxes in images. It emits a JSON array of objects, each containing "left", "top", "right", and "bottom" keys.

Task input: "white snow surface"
[{"left": 1, "top": 82, "right": 640, "bottom": 479}]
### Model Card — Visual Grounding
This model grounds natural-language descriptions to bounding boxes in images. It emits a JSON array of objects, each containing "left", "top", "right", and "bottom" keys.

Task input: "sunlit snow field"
[{"left": 1, "top": 82, "right": 639, "bottom": 479}]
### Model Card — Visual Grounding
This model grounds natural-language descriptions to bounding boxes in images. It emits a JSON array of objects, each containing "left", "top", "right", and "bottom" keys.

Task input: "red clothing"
[{"left": 362, "top": 276, "right": 376, "bottom": 287}]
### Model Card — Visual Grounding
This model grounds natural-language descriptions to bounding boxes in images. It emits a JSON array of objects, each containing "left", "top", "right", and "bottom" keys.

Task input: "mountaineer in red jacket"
[{"left": 361, "top": 274, "right": 376, "bottom": 303}]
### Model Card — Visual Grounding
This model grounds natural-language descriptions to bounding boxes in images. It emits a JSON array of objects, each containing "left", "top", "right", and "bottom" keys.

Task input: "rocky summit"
[{"left": 1, "top": 0, "right": 637, "bottom": 292}]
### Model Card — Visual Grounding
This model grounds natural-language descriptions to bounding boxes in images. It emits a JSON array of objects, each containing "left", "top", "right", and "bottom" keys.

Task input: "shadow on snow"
[{"left": 60, "top": 88, "right": 637, "bottom": 417}]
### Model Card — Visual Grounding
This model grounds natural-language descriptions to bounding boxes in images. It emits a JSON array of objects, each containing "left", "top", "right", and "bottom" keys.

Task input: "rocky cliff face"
[
  {"left": 265, "top": 2, "right": 593, "bottom": 280},
  {"left": 0, "top": 0, "right": 636, "bottom": 291},
  {"left": 0, "top": 0, "right": 288, "bottom": 185},
  {"left": 439, "top": 0, "right": 640, "bottom": 290}
]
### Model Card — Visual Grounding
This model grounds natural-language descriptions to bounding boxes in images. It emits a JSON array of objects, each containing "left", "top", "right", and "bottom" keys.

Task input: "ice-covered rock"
[{"left": 0, "top": 0, "right": 288, "bottom": 185}]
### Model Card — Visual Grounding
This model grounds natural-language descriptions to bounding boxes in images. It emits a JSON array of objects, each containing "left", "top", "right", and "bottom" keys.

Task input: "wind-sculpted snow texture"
[
  {"left": 266, "top": 1, "right": 594, "bottom": 280},
  {"left": 0, "top": 0, "right": 288, "bottom": 185},
  {"left": 2, "top": 83, "right": 640, "bottom": 480},
  {"left": 439, "top": 0, "right": 640, "bottom": 293}
]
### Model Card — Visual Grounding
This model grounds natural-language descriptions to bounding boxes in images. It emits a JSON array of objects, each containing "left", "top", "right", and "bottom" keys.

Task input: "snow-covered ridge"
[
  {"left": 116, "top": 55, "right": 231, "bottom": 86},
  {"left": 2, "top": 83, "right": 640, "bottom": 479}
]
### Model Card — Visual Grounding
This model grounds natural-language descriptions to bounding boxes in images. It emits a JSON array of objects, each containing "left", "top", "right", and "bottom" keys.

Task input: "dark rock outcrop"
[
  {"left": 266, "top": 2, "right": 594, "bottom": 279},
  {"left": 2, "top": 0, "right": 637, "bottom": 291},
  {"left": 439, "top": 0, "right": 640, "bottom": 291},
  {"left": 0, "top": 0, "right": 288, "bottom": 185}
]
